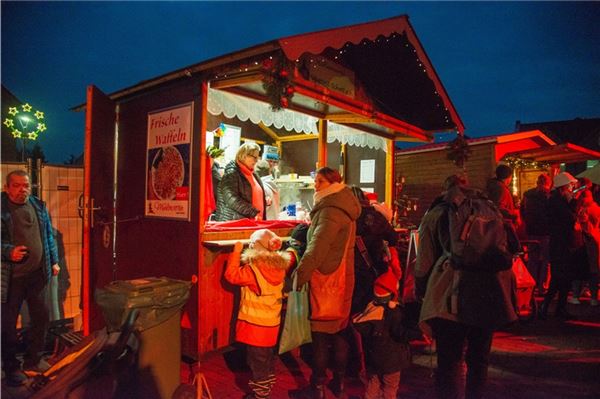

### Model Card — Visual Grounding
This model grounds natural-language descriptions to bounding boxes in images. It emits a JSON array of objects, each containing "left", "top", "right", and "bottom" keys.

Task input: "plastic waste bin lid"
[{"left": 95, "top": 277, "right": 191, "bottom": 332}]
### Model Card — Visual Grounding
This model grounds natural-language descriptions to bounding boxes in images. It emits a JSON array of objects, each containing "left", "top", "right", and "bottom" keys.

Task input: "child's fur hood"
[{"left": 241, "top": 248, "right": 291, "bottom": 270}]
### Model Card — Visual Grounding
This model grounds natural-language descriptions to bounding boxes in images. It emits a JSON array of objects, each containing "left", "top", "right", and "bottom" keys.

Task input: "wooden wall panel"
[
  {"left": 394, "top": 143, "right": 496, "bottom": 226},
  {"left": 115, "top": 79, "right": 201, "bottom": 353}
]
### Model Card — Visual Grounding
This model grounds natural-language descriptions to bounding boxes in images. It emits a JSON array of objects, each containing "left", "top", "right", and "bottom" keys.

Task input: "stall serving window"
[{"left": 204, "top": 86, "right": 391, "bottom": 224}]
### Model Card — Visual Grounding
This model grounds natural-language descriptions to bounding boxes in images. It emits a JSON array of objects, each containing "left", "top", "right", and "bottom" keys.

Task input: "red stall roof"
[
  {"left": 277, "top": 15, "right": 463, "bottom": 134},
  {"left": 395, "top": 130, "right": 600, "bottom": 164}
]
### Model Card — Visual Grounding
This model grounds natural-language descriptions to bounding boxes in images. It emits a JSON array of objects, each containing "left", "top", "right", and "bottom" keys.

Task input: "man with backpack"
[{"left": 415, "top": 175, "right": 517, "bottom": 399}]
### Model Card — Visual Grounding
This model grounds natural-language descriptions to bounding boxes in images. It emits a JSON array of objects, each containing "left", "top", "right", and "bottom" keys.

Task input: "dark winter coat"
[
  {"left": 522, "top": 187, "right": 551, "bottom": 236},
  {"left": 486, "top": 178, "right": 518, "bottom": 224},
  {"left": 1, "top": 192, "right": 59, "bottom": 303},
  {"left": 548, "top": 190, "right": 580, "bottom": 265},
  {"left": 214, "top": 160, "right": 266, "bottom": 221},
  {"left": 296, "top": 186, "right": 361, "bottom": 333},
  {"left": 548, "top": 190, "right": 584, "bottom": 280},
  {"left": 415, "top": 186, "right": 518, "bottom": 330},
  {"left": 352, "top": 206, "right": 399, "bottom": 314},
  {"left": 353, "top": 304, "right": 411, "bottom": 374}
]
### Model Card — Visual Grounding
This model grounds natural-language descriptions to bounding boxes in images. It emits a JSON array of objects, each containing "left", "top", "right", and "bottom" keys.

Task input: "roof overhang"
[
  {"left": 396, "top": 130, "right": 556, "bottom": 156},
  {"left": 277, "top": 15, "right": 463, "bottom": 135},
  {"left": 505, "top": 143, "right": 600, "bottom": 163}
]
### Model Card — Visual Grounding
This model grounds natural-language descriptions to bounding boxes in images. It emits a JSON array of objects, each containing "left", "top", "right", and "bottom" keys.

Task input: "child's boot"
[
  {"left": 248, "top": 377, "right": 273, "bottom": 399},
  {"left": 329, "top": 374, "right": 347, "bottom": 399},
  {"left": 289, "top": 384, "right": 326, "bottom": 399}
]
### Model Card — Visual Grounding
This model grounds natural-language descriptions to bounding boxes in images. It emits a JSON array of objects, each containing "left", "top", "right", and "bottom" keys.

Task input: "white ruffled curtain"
[
  {"left": 326, "top": 123, "right": 387, "bottom": 153},
  {"left": 207, "top": 88, "right": 387, "bottom": 152}
]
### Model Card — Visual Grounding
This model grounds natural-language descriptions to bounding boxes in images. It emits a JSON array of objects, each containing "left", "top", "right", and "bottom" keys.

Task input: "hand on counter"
[{"left": 232, "top": 241, "right": 243, "bottom": 253}]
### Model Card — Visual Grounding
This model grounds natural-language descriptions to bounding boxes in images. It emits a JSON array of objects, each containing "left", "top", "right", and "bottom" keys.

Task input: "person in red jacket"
[{"left": 225, "top": 229, "right": 290, "bottom": 399}]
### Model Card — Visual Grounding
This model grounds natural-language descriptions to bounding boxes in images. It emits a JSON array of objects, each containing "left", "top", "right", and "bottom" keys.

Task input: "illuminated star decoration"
[{"left": 2, "top": 102, "right": 48, "bottom": 141}]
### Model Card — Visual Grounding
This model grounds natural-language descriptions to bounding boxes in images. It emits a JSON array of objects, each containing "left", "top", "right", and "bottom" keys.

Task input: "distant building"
[{"left": 515, "top": 117, "right": 600, "bottom": 174}]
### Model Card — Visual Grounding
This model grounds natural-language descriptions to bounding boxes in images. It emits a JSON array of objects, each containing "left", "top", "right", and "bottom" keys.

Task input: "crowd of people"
[
  {"left": 3, "top": 154, "right": 598, "bottom": 398},
  {"left": 222, "top": 159, "right": 599, "bottom": 399}
]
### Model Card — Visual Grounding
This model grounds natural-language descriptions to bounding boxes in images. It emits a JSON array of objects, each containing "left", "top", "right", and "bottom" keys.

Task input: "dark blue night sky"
[{"left": 2, "top": 1, "right": 599, "bottom": 163}]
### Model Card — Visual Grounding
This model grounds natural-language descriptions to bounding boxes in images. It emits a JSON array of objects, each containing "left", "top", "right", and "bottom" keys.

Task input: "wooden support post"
[
  {"left": 197, "top": 81, "right": 209, "bottom": 355},
  {"left": 386, "top": 139, "right": 394, "bottom": 206},
  {"left": 318, "top": 119, "right": 328, "bottom": 168}
]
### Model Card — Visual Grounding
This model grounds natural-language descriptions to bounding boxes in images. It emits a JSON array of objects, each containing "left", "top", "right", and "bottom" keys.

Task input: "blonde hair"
[{"left": 235, "top": 142, "right": 261, "bottom": 163}]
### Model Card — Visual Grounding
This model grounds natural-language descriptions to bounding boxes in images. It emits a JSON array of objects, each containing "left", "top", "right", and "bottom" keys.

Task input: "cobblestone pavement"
[{"left": 3, "top": 297, "right": 599, "bottom": 398}]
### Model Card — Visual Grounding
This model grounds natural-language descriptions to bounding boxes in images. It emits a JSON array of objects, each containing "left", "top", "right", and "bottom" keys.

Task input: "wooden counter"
[{"left": 196, "top": 226, "right": 296, "bottom": 354}]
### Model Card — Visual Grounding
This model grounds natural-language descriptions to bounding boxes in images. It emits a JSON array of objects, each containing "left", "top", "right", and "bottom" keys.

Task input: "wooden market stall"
[
  {"left": 394, "top": 130, "right": 600, "bottom": 227},
  {"left": 77, "top": 15, "right": 464, "bottom": 357}
]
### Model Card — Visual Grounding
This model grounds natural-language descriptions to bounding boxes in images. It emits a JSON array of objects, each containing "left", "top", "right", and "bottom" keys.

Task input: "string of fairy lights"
[
  {"left": 503, "top": 156, "right": 550, "bottom": 171},
  {"left": 209, "top": 31, "right": 454, "bottom": 128}
]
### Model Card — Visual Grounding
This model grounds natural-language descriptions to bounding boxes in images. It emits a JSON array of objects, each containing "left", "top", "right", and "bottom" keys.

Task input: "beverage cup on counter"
[
  {"left": 290, "top": 173, "right": 298, "bottom": 180},
  {"left": 287, "top": 203, "right": 296, "bottom": 217}
]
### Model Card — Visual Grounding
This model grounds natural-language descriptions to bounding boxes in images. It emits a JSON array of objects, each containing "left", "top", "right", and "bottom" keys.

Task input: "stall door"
[{"left": 82, "top": 86, "right": 116, "bottom": 335}]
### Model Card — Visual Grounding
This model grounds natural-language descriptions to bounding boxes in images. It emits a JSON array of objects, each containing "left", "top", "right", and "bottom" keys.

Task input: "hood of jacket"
[
  {"left": 311, "top": 186, "right": 361, "bottom": 222},
  {"left": 242, "top": 248, "right": 290, "bottom": 285}
]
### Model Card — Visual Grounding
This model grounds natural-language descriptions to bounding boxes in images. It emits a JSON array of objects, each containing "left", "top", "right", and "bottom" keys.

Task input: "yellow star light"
[
  {"left": 34, "top": 111, "right": 45, "bottom": 119},
  {"left": 3, "top": 118, "right": 14, "bottom": 128},
  {"left": 8, "top": 107, "right": 18, "bottom": 116},
  {"left": 12, "top": 129, "right": 22, "bottom": 138},
  {"left": 28, "top": 132, "right": 38, "bottom": 140},
  {"left": 22, "top": 103, "right": 33, "bottom": 112},
  {"left": 37, "top": 123, "right": 47, "bottom": 132}
]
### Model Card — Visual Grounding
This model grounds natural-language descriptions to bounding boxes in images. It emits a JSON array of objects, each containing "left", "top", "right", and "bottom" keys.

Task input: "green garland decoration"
[
  {"left": 206, "top": 145, "right": 225, "bottom": 159},
  {"left": 503, "top": 156, "right": 550, "bottom": 170},
  {"left": 446, "top": 135, "right": 471, "bottom": 168},
  {"left": 261, "top": 57, "right": 295, "bottom": 111}
]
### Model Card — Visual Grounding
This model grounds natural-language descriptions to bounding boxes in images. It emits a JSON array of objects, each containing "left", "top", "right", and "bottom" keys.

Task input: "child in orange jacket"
[{"left": 225, "top": 229, "right": 290, "bottom": 399}]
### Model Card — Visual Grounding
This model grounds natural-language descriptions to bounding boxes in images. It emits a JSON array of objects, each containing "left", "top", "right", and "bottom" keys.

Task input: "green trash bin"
[{"left": 95, "top": 277, "right": 192, "bottom": 399}]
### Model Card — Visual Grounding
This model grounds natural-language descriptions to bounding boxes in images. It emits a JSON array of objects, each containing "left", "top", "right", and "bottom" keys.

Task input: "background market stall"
[{"left": 394, "top": 130, "right": 600, "bottom": 227}]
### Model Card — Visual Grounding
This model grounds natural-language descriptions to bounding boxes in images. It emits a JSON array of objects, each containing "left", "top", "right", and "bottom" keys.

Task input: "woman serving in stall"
[{"left": 215, "top": 142, "right": 267, "bottom": 221}]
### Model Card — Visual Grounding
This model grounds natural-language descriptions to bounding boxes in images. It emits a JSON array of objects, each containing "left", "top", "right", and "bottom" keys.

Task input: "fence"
[{"left": 1, "top": 161, "right": 84, "bottom": 330}]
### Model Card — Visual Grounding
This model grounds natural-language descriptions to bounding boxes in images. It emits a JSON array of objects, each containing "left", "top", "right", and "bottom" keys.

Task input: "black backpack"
[{"left": 439, "top": 187, "right": 514, "bottom": 272}]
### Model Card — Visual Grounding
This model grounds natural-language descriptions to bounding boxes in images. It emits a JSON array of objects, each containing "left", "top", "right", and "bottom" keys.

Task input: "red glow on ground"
[
  {"left": 492, "top": 333, "right": 554, "bottom": 353},
  {"left": 565, "top": 320, "right": 600, "bottom": 328},
  {"left": 556, "top": 357, "right": 600, "bottom": 364}
]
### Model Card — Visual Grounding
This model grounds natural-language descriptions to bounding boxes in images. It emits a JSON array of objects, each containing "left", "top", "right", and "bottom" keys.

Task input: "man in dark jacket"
[
  {"left": 540, "top": 172, "right": 580, "bottom": 319},
  {"left": 2, "top": 170, "right": 59, "bottom": 386},
  {"left": 416, "top": 176, "right": 517, "bottom": 399},
  {"left": 486, "top": 164, "right": 520, "bottom": 227},
  {"left": 521, "top": 173, "right": 552, "bottom": 293}
]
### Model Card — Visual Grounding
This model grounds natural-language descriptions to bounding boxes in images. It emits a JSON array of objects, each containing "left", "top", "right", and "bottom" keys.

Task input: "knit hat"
[
  {"left": 374, "top": 271, "right": 398, "bottom": 302},
  {"left": 364, "top": 192, "right": 377, "bottom": 202},
  {"left": 373, "top": 247, "right": 403, "bottom": 300},
  {"left": 290, "top": 223, "right": 309, "bottom": 243},
  {"left": 249, "top": 229, "right": 282, "bottom": 252},
  {"left": 553, "top": 172, "right": 577, "bottom": 188},
  {"left": 254, "top": 160, "right": 271, "bottom": 178},
  {"left": 495, "top": 164, "right": 512, "bottom": 180}
]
